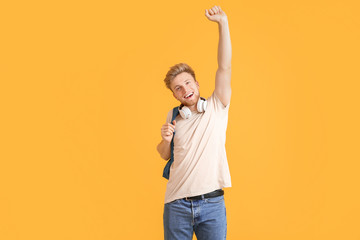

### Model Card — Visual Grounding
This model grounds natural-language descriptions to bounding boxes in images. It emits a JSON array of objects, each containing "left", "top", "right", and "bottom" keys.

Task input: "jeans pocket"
[{"left": 206, "top": 195, "right": 224, "bottom": 203}]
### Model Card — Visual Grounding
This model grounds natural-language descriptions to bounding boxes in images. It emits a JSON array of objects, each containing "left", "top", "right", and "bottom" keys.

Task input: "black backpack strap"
[{"left": 162, "top": 107, "right": 179, "bottom": 180}]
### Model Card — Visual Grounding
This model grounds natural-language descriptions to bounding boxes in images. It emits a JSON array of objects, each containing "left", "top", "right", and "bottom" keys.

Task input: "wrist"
[
  {"left": 218, "top": 16, "right": 228, "bottom": 25},
  {"left": 163, "top": 139, "right": 172, "bottom": 144}
]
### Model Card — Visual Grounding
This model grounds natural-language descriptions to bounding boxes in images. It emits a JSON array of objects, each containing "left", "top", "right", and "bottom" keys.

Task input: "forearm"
[
  {"left": 217, "top": 18, "right": 232, "bottom": 70},
  {"left": 157, "top": 139, "right": 171, "bottom": 160}
]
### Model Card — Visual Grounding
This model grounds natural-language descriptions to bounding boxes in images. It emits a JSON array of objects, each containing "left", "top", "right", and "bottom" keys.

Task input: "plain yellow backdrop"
[{"left": 1, "top": 0, "right": 359, "bottom": 239}]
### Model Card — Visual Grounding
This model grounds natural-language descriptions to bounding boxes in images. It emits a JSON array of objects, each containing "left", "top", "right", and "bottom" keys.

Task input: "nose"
[
  {"left": 181, "top": 87, "right": 188, "bottom": 95},
  {"left": 184, "top": 85, "right": 191, "bottom": 93}
]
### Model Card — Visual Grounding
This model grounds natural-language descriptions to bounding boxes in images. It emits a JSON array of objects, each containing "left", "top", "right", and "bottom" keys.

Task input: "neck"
[{"left": 188, "top": 103, "right": 197, "bottom": 112}]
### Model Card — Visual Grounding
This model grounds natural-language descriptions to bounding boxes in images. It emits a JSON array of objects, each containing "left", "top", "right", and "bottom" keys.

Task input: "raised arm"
[{"left": 205, "top": 6, "right": 232, "bottom": 107}]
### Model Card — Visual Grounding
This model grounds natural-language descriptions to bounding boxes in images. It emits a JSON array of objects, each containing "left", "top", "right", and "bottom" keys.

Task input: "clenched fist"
[
  {"left": 205, "top": 5, "right": 227, "bottom": 23},
  {"left": 161, "top": 120, "right": 176, "bottom": 143}
]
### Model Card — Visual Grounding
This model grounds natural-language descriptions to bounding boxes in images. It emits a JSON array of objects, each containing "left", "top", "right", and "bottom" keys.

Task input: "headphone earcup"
[
  {"left": 179, "top": 106, "right": 191, "bottom": 119},
  {"left": 202, "top": 100, "right": 207, "bottom": 111},
  {"left": 197, "top": 97, "right": 207, "bottom": 112}
]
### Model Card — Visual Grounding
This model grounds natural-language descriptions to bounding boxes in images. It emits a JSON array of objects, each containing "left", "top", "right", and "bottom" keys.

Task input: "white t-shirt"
[{"left": 164, "top": 91, "right": 232, "bottom": 203}]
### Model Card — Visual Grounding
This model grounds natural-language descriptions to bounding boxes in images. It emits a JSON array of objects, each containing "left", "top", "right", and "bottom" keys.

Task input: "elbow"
[{"left": 218, "top": 65, "right": 231, "bottom": 72}]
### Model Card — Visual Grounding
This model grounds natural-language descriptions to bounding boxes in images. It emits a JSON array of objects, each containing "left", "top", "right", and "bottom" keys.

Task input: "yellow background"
[{"left": 1, "top": 0, "right": 359, "bottom": 239}]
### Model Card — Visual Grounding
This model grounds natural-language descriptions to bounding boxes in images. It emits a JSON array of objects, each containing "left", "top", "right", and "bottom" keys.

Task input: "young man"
[{"left": 157, "top": 5, "right": 232, "bottom": 240}]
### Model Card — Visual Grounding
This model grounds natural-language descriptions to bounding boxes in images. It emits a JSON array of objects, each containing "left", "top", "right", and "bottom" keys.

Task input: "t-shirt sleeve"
[
  {"left": 210, "top": 90, "right": 230, "bottom": 112},
  {"left": 166, "top": 109, "right": 173, "bottom": 123}
]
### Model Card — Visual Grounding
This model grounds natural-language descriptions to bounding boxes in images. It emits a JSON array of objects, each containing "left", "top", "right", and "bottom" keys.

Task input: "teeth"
[{"left": 185, "top": 93, "right": 193, "bottom": 98}]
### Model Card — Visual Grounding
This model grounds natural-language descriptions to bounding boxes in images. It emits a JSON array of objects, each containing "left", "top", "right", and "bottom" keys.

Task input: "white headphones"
[{"left": 179, "top": 97, "right": 207, "bottom": 119}]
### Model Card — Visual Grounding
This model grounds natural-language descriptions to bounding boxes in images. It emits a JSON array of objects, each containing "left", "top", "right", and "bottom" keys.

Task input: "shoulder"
[
  {"left": 166, "top": 109, "right": 173, "bottom": 123},
  {"left": 166, "top": 107, "right": 179, "bottom": 123},
  {"left": 207, "top": 91, "right": 230, "bottom": 111}
]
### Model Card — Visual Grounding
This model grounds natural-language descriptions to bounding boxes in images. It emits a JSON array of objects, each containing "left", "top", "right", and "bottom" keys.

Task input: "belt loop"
[{"left": 201, "top": 194, "right": 204, "bottom": 200}]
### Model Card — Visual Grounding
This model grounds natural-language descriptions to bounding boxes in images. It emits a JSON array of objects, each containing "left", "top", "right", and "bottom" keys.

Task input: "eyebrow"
[{"left": 173, "top": 79, "right": 192, "bottom": 89}]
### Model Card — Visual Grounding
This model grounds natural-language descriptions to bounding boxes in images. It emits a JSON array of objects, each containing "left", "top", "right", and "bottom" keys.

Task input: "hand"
[
  {"left": 161, "top": 120, "right": 176, "bottom": 143},
  {"left": 205, "top": 5, "right": 227, "bottom": 23}
]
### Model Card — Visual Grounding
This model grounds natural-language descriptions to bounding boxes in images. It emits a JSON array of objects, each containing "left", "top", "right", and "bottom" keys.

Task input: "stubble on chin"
[{"left": 182, "top": 96, "right": 199, "bottom": 107}]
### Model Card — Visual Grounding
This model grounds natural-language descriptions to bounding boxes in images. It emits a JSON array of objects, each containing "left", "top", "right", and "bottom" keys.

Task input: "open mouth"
[{"left": 184, "top": 92, "right": 194, "bottom": 99}]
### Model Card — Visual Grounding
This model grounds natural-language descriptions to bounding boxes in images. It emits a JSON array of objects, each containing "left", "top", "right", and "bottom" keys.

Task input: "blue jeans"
[{"left": 163, "top": 195, "right": 227, "bottom": 240}]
